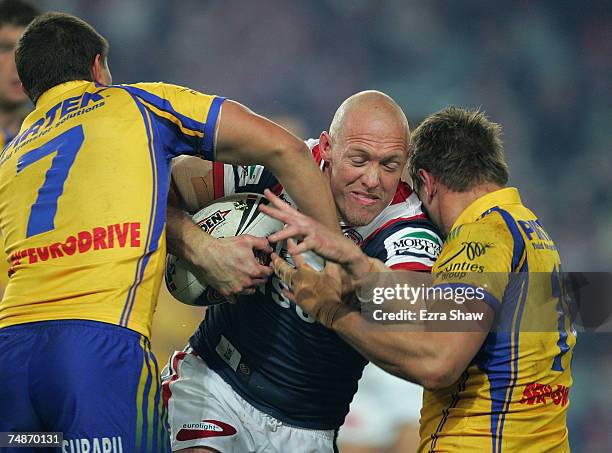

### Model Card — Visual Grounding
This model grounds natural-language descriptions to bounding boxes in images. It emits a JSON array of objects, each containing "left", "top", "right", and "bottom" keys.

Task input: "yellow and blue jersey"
[
  {"left": 420, "top": 188, "right": 574, "bottom": 452},
  {"left": 0, "top": 129, "right": 17, "bottom": 292},
  {"left": 0, "top": 80, "right": 224, "bottom": 338}
]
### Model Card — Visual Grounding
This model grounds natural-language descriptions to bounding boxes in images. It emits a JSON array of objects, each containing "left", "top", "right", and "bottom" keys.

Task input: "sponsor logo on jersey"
[
  {"left": 461, "top": 241, "right": 493, "bottom": 260},
  {"left": 62, "top": 436, "right": 123, "bottom": 453},
  {"left": 4, "top": 91, "right": 105, "bottom": 160},
  {"left": 9, "top": 222, "right": 141, "bottom": 274},
  {"left": 518, "top": 219, "right": 552, "bottom": 242},
  {"left": 519, "top": 382, "right": 569, "bottom": 407},
  {"left": 436, "top": 241, "right": 493, "bottom": 274},
  {"left": 386, "top": 230, "right": 441, "bottom": 259},
  {"left": 197, "top": 209, "right": 230, "bottom": 234},
  {"left": 439, "top": 262, "right": 485, "bottom": 274},
  {"left": 176, "top": 420, "right": 237, "bottom": 441},
  {"left": 519, "top": 219, "right": 558, "bottom": 251}
]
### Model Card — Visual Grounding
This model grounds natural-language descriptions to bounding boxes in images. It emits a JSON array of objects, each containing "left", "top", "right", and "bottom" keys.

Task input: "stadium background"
[{"left": 28, "top": 1, "right": 612, "bottom": 451}]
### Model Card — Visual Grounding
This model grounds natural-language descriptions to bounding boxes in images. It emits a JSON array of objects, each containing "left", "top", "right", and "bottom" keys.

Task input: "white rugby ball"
[{"left": 165, "top": 193, "right": 284, "bottom": 306}]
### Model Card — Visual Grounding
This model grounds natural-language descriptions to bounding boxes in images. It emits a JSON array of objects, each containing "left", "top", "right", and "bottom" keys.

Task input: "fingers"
[
  {"left": 249, "top": 276, "right": 269, "bottom": 286},
  {"left": 245, "top": 235, "right": 273, "bottom": 254},
  {"left": 286, "top": 238, "right": 312, "bottom": 256},
  {"left": 263, "top": 188, "right": 295, "bottom": 212},
  {"left": 288, "top": 239, "right": 307, "bottom": 268},
  {"left": 259, "top": 202, "right": 293, "bottom": 225},
  {"left": 267, "top": 225, "right": 302, "bottom": 244},
  {"left": 261, "top": 189, "right": 312, "bottom": 243},
  {"left": 251, "top": 264, "right": 273, "bottom": 279}
]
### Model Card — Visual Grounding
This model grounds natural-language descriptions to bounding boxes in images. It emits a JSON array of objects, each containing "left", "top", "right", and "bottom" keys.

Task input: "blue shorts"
[{"left": 0, "top": 320, "right": 170, "bottom": 453}]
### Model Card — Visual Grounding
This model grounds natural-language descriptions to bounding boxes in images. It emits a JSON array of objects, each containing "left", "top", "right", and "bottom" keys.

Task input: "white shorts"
[
  {"left": 338, "top": 363, "right": 423, "bottom": 448},
  {"left": 161, "top": 346, "right": 337, "bottom": 452}
]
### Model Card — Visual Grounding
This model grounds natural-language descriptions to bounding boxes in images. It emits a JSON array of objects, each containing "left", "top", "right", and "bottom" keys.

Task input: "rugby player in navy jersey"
[
  {"left": 266, "top": 107, "right": 575, "bottom": 453},
  {"left": 163, "top": 91, "right": 442, "bottom": 452}
]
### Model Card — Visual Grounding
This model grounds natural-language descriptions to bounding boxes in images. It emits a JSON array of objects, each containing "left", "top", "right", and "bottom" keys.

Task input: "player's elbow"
[
  {"left": 265, "top": 138, "right": 311, "bottom": 175},
  {"left": 415, "top": 357, "right": 464, "bottom": 391}
]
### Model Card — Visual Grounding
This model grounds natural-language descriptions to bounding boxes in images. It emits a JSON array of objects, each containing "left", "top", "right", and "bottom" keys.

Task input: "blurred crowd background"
[{"left": 33, "top": 1, "right": 612, "bottom": 451}]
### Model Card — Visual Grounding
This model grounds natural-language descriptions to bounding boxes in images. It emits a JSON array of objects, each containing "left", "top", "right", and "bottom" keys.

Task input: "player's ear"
[
  {"left": 92, "top": 53, "right": 111, "bottom": 85},
  {"left": 417, "top": 169, "right": 436, "bottom": 203},
  {"left": 319, "top": 131, "right": 333, "bottom": 162}
]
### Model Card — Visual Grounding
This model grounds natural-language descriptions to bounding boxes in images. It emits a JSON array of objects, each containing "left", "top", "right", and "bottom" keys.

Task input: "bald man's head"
[
  {"left": 328, "top": 90, "right": 409, "bottom": 147},
  {"left": 319, "top": 90, "right": 411, "bottom": 226}
]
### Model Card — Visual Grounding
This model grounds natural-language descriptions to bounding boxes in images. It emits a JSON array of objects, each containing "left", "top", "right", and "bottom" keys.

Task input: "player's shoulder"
[
  {"left": 121, "top": 81, "right": 183, "bottom": 93},
  {"left": 437, "top": 216, "right": 515, "bottom": 274},
  {"left": 445, "top": 213, "right": 515, "bottom": 256},
  {"left": 115, "top": 82, "right": 214, "bottom": 103},
  {"left": 356, "top": 184, "right": 442, "bottom": 264},
  {"left": 449, "top": 212, "right": 514, "bottom": 243}
]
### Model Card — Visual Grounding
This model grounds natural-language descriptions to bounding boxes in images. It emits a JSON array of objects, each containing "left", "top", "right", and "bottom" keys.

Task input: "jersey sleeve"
[
  {"left": 120, "top": 82, "right": 225, "bottom": 160},
  {"left": 432, "top": 215, "right": 517, "bottom": 313},
  {"left": 363, "top": 219, "right": 443, "bottom": 272},
  {"left": 211, "top": 161, "right": 281, "bottom": 199}
]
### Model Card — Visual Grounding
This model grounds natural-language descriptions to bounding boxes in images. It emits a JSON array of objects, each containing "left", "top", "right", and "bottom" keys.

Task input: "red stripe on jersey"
[
  {"left": 270, "top": 182, "right": 283, "bottom": 196},
  {"left": 362, "top": 214, "right": 428, "bottom": 247},
  {"left": 391, "top": 181, "right": 414, "bottom": 205},
  {"left": 310, "top": 143, "right": 324, "bottom": 167},
  {"left": 390, "top": 262, "right": 432, "bottom": 272},
  {"left": 212, "top": 162, "right": 225, "bottom": 199},
  {"left": 162, "top": 351, "right": 187, "bottom": 408}
]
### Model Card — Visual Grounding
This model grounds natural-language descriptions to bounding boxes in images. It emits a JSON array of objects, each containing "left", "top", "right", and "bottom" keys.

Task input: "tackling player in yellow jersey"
[
  {"left": 0, "top": 0, "right": 40, "bottom": 298},
  {"left": 265, "top": 107, "right": 574, "bottom": 452},
  {"left": 0, "top": 12, "right": 338, "bottom": 453}
]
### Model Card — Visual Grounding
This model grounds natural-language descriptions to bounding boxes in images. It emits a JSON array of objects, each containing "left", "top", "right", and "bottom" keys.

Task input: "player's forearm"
[
  {"left": 267, "top": 145, "right": 340, "bottom": 234},
  {"left": 166, "top": 204, "right": 213, "bottom": 262},
  {"left": 213, "top": 100, "right": 340, "bottom": 233},
  {"left": 331, "top": 308, "right": 454, "bottom": 389}
]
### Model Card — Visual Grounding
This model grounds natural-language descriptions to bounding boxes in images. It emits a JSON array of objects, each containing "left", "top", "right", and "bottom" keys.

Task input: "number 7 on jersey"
[{"left": 17, "top": 125, "right": 85, "bottom": 238}]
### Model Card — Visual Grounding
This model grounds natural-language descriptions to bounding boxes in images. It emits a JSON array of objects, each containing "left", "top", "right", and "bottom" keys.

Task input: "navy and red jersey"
[{"left": 189, "top": 139, "right": 442, "bottom": 429}]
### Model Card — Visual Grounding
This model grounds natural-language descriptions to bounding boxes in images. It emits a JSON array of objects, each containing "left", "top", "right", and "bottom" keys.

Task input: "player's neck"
[{"left": 439, "top": 183, "right": 502, "bottom": 233}]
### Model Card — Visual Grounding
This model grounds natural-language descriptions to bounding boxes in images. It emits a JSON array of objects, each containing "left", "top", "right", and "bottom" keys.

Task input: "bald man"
[{"left": 162, "top": 91, "right": 442, "bottom": 453}]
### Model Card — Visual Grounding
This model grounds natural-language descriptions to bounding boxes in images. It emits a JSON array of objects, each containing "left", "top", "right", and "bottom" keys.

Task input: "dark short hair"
[
  {"left": 0, "top": 0, "right": 40, "bottom": 28},
  {"left": 15, "top": 12, "right": 109, "bottom": 102},
  {"left": 409, "top": 106, "right": 509, "bottom": 192}
]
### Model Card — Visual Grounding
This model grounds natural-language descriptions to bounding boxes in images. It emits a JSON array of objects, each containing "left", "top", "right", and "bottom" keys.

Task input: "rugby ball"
[{"left": 165, "top": 193, "right": 284, "bottom": 306}]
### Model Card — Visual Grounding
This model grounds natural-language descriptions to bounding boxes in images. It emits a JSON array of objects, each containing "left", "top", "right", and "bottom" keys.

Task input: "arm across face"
[{"left": 214, "top": 101, "right": 340, "bottom": 234}]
